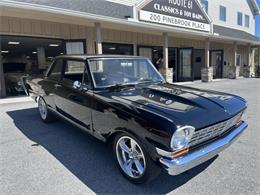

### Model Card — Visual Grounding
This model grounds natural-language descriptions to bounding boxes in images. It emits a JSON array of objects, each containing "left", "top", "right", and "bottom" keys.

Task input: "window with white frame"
[
  {"left": 219, "top": 6, "right": 226, "bottom": 22},
  {"left": 66, "top": 41, "right": 85, "bottom": 54},
  {"left": 245, "top": 15, "right": 250, "bottom": 28},
  {"left": 237, "top": 12, "right": 243, "bottom": 26}
]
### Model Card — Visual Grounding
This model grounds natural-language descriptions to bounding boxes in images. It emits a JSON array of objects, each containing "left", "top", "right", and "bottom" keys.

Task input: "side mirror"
[
  {"left": 73, "top": 81, "right": 81, "bottom": 89},
  {"left": 81, "top": 83, "right": 89, "bottom": 92}
]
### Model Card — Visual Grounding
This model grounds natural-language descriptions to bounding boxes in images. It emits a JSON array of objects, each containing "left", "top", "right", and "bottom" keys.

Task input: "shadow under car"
[{"left": 7, "top": 107, "right": 217, "bottom": 194}]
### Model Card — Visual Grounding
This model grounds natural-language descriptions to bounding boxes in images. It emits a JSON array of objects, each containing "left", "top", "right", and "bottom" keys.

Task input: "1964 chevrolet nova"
[{"left": 23, "top": 55, "right": 248, "bottom": 183}]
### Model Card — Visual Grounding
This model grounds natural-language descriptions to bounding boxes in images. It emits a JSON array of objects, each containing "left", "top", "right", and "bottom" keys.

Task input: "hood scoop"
[
  {"left": 117, "top": 85, "right": 203, "bottom": 113},
  {"left": 142, "top": 85, "right": 204, "bottom": 107}
]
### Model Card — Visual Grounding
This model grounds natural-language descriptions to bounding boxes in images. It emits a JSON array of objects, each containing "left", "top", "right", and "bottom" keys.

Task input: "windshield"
[{"left": 88, "top": 58, "right": 165, "bottom": 88}]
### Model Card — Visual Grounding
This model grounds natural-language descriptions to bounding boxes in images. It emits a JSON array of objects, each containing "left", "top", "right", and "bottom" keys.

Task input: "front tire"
[
  {"left": 113, "top": 132, "right": 161, "bottom": 184},
  {"left": 38, "top": 97, "right": 56, "bottom": 123}
]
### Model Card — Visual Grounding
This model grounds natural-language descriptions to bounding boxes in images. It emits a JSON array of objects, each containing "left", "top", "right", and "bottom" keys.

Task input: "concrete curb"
[{"left": 0, "top": 96, "right": 33, "bottom": 105}]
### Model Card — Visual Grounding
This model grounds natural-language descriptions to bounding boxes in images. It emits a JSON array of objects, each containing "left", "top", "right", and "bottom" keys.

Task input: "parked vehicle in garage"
[
  {"left": 23, "top": 55, "right": 248, "bottom": 184},
  {"left": 3, "top": 62, "right": 28, "bottom": 95}
]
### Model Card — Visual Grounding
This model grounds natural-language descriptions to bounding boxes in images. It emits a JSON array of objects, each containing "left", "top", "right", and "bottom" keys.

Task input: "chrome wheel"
[
  {"left": 38, "top": 97, "right": 47, "bottom": 120},
  {"left": 116, "top": 136, "right": 146, "bottom": 179}
]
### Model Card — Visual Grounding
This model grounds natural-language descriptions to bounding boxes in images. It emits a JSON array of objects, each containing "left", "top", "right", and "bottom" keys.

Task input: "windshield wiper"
[
  {"left": 138, "top": 78, "right": 163, "bottom": 84},
  {"left": 106, "top": 83, "right": 137, "bottom": 89}
]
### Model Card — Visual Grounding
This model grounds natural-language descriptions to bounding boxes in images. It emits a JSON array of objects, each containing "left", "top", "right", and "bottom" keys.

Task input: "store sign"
[{"left": 139, "top": 0, "right": 211, "bottom": 32}]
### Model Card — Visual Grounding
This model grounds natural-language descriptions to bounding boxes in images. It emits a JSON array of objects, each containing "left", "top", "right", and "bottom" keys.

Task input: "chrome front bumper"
[{"left": 157, "top": 122, "right": 248, "bottom": 176}]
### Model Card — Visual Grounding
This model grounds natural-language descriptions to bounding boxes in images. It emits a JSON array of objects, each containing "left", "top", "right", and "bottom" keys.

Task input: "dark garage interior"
[{"left": 1, "top": 35, "right": 64, "bottom": 96}]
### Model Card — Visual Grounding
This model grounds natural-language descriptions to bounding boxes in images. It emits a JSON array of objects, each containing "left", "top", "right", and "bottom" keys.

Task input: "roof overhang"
[
  {"left": 0, "top": 0, "right": 212, "bottom": 37},
  {"left": 249, "top": 0, "right": 260, "bottom": 15}
]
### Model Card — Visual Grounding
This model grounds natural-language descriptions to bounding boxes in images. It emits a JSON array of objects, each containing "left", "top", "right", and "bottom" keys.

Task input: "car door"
[
  {"left": 40, "top": 58, "right": 64, "bottom": 109},
  {"left": 54, "top": 59, "right": 93, "bottom": 132}
]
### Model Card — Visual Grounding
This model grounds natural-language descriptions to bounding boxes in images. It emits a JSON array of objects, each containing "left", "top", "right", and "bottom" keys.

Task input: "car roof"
[{"left": 55, "top": 54, "right": 147, "bottom": 61}]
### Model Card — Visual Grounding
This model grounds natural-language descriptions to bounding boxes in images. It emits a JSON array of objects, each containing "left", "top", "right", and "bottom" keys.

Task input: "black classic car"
[{"left": 23, "top": 55, "right": 248, "bottom": 184}]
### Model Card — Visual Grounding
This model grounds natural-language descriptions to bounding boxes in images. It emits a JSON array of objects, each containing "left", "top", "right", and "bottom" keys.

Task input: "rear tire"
[
  {"left": 38, "top": 97, "right": 56, "bottom": 123},
  {"left": 112, "top": 132, "right": 161, "bottom": 184}
]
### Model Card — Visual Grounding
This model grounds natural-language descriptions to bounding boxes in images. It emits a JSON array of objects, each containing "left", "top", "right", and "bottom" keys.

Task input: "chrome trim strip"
[
  {"left": 156, "top": 147, "right": 173, "bottom": 158},
  {"left": 157, "top": 122, "right": 247, "bottom": 176}
]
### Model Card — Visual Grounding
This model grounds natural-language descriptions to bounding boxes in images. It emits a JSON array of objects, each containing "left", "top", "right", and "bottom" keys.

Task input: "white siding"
[{"left": 207, "top": 0, "right": 255, "bottom": 35}]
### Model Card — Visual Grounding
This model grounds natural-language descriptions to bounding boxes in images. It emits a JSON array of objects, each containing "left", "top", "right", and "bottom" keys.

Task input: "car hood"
[{"left": 101, "top": 83, "right": 247, "bottom": 129}]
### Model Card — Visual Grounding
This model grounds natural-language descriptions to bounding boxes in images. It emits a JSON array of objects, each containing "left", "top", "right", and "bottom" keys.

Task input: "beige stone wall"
[
  {"left": 1, "top": 17, "right": 88, "bottom": 39},
  {"left": 101, "top": 28, "right": 163, "bottom": 46},
  {"left": 0, "top": 16, "right": 94, "bottom": 52},
  {"left": 102, "top": 28, "right": 206, "bottom": 49}
]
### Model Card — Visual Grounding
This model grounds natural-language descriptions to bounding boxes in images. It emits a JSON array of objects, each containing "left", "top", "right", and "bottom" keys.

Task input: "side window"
[
  {"left": 48, "top": 59, "right": 63, "bottom": 81},
  {"left": 62, "top": 60, "right": 85, "bottom": 87}
]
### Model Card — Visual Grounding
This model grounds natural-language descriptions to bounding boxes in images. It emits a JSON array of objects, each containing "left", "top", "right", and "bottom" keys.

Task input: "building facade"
[{"left": 0, "top": 0, "right": 260, "bottom": 97}]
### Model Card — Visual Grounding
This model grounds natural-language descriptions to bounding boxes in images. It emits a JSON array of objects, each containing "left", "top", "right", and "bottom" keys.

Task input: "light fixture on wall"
[
  {"left": 60, "top": 52, "right": 64, "bottom": 55},
  {"left": 109, "top": 47, "right": 116, "bottom": 50},
  {"left": 32, "top": 51, "right": 37, "bottom": 54},
  {"left": 8, "top": 41, "right": 20, "bottom": 45},
  {"left": 1, "top": 50, "right": 9, "bottom": 53},
  {"left": 49, "top": 44, "right": 59, "bottom": 47}
]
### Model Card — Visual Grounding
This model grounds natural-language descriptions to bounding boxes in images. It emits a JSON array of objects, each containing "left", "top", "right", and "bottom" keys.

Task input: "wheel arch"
[{"left": 106, "top": 128, "right": 160, "bottom": 162}]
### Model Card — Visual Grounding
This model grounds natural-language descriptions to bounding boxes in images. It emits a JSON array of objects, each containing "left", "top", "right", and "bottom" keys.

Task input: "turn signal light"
[{"left": 171, "top": 148, "right": 189, "bottom": 158}]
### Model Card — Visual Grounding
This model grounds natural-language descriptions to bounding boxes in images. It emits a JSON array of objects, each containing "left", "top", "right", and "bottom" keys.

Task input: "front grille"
[{"left": 189, "top": 112, "right": 243, "bottom": 147}]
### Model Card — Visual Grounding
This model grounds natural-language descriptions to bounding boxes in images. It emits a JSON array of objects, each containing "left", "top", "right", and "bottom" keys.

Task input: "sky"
[{"left": 256, "top": 0, "right": 260, "bottom": 37}]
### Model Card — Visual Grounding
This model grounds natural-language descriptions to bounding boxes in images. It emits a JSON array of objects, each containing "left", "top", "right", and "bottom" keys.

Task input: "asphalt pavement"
[{"left": 0, "top": 78, "right": 259, "bottom": 194}]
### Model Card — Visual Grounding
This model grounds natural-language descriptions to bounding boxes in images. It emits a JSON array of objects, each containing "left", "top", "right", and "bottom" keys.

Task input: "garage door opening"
[{"left": 1, "top": 35, "right": 64, "bottom": 96}]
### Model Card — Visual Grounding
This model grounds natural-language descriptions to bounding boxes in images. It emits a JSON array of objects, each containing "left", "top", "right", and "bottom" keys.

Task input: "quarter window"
[
  {"left": 245, "top": 15, "right": 250, "bottom": 28},
  {"left": 62, "top": 60, "right": 85, "bottom": 86},
  {"left": 237, "top": 12, "right": 243, "bottom": 26},
  {"left": 48, "top": 59, "right": 63, "bottom": 81},
  {"left": 219, "top": 6, "right": 226, "bottom": 22}
]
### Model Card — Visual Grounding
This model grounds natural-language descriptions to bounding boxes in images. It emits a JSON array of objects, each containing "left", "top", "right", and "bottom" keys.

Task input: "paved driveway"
[{"left": 0, "top": 78, "right": 259, "bottom": 194}]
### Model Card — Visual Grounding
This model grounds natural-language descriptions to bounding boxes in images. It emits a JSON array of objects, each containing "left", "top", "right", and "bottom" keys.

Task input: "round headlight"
[{"left": 171, "top": 126, "right": 195, "bottom": 150}]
